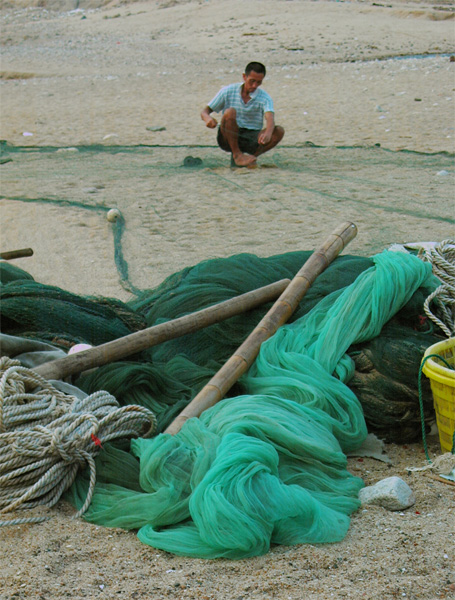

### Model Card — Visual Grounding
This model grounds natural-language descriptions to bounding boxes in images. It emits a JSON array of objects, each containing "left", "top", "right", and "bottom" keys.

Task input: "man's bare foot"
[{"left": 233, "top": 153, "right": 257, "bottom": 167}]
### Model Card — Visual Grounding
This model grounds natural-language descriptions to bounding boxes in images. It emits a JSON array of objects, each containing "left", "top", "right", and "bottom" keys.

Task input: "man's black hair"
[{"left": 245, "top": 62, "right": 266, "bottom": 76}]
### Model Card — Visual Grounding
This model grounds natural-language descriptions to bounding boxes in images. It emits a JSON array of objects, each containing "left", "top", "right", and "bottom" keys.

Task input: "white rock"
[{"left": 359, "top": 476, "right": 415, "bottom": 511}]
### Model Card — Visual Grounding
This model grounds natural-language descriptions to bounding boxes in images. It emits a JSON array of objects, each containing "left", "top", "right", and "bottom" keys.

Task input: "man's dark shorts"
[{"left": 217, "top": 127, "right": 261, "bottom": 155}]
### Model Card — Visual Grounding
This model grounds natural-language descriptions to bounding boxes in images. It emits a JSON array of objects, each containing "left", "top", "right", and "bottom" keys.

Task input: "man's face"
[{"left": 243, "top": 71, "right": 265, "bottom": 94}]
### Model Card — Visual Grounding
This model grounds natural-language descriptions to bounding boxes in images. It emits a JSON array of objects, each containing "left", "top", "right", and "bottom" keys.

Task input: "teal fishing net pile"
[{"left": 65, "top": 250, "right": 436, "bottom": 558}]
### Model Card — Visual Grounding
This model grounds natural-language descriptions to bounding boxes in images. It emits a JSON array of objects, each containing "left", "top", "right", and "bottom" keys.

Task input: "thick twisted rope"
[
  {"left": 0, "top": 356, "right": 156, "bottom": 526},
  {"left": 421, "top": 240, "right": 455, "bottom": 337}
]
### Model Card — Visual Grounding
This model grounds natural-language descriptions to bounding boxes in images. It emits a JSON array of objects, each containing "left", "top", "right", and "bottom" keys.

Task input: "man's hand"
[
  {"left": 201, "top": 106, "right": 218, "bottom": 129},
  {"left": 259, "top": 112, "right": 276, "bottom": 146},
  {"left": 205, "top": 117, "right": 218, "bottom": 129},
  {"left": 258, "top": 130, "right": 272, "bottom": 145}
]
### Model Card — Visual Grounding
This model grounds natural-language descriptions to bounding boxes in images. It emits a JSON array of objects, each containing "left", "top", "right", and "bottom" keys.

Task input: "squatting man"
[{"left": 201, "top": 62, "right": 284, "bottom": 167}]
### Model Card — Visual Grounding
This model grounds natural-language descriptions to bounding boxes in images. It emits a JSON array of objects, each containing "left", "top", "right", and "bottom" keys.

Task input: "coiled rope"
[
  {"left": 422, "top": 239, "right": 455, "bottom": 337},
  {"left": 0, "top": 356, "right": 156, "bottom": 526}
]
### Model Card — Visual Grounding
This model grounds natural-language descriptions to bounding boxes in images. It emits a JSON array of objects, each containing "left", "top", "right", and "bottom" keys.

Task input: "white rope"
[
  {"left": 421, "top": 240, "right": 455, "bottom": 337},
  {"left": 0, "top": 356, "right": 156, "bottom": 526}
]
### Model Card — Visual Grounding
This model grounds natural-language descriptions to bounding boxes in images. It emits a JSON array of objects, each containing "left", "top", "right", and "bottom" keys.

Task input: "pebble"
[
  {"left": 436, "top": 170, "right": 449, "bottom": 176},
  {"left": 359, "top": 476, "right": 416, "bottom": 511}
]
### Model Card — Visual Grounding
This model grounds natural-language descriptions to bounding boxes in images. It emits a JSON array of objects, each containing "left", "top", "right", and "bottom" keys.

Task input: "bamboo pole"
[
  {"left": 164, "top": 221, "right": 358, "bottom": 435},
  {"left": 0, "top": 248, "right": 33, "bottom": 260},
  {"left": 33, "top": 279, "right": 290, "bottom": 381}
]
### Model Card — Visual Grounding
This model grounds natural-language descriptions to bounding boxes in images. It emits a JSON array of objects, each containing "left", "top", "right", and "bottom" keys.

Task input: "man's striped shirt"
[{"left": 208, "top": 83, "right": 274, "bottom": 130}]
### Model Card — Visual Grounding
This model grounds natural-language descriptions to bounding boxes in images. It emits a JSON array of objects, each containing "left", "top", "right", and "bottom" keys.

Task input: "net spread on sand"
[{"left": 1, "top": 141, "right": 453, "bottom": 295}]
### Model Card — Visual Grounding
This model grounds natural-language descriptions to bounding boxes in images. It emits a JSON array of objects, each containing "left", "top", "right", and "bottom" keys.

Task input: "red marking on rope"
[
  {"left": 418, "top": 315, "right": 428, "bottom": 326},
  {"left": 91, "top": 434, "right": 103, "bottom": 449}
]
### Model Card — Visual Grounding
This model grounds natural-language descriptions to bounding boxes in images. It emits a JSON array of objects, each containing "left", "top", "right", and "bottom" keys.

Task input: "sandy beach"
[{"left": 0, "top": 0, "right": 454, "bottom": 598}]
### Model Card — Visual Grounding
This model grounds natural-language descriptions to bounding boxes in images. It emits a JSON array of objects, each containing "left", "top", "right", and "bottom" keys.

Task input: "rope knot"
[
  {"left": 0, "top": 361, "right": 156, "bottom": 525},
  {"left": 49, "top": 429, "right": 78, "bottom": 464}
]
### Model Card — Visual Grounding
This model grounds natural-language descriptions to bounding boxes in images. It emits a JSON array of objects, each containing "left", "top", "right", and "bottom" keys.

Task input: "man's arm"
[
  {"left": 258, "top": 111, "right": 275, "bottom": 145},
  {"left": 201, "top": 106, "right": 218, "bottom": 129}
]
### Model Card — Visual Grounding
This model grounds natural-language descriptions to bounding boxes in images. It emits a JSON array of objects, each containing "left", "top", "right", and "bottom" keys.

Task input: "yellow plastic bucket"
[{"left": 422, "top": 337, "right": 455, "bottom": 454}]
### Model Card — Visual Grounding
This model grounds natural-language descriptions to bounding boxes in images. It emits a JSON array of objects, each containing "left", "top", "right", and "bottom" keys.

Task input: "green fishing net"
[
  {"left": 66, "top": 250, "right": 436, "bottom": 558},
  {"left": 0, "top": 278, "right": 145, "bottom": 347},
  {"left": 349, "top": 321, "right": 441, "bottom": 442}
]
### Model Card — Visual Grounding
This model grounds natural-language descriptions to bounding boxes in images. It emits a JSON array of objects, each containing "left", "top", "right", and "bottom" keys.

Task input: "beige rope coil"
[
  {"left": 0, "top": 356, "right": 156, "bottom": 526},
  {"left": 422, "top": 239, "right": 455, "bottom": 337}
]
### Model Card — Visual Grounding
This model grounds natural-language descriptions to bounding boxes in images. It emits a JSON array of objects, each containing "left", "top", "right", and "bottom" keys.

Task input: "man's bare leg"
[
  {"left": 255, "top": 126, "right": 285, "bottom": 157},
  {"left": 220, "top": 108, "right": 257, "bottom": 167}
]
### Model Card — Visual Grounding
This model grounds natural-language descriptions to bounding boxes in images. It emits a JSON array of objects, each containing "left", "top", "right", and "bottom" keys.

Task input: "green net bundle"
[
  {"left": 0, "top": 269, "right": 145, "bottom": 348},
  {"left": 349, "top": 321, "right": 441, "bottom": 442},
  {"left": 64, "top": 250, "right": 435, "bottom": 559}
]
